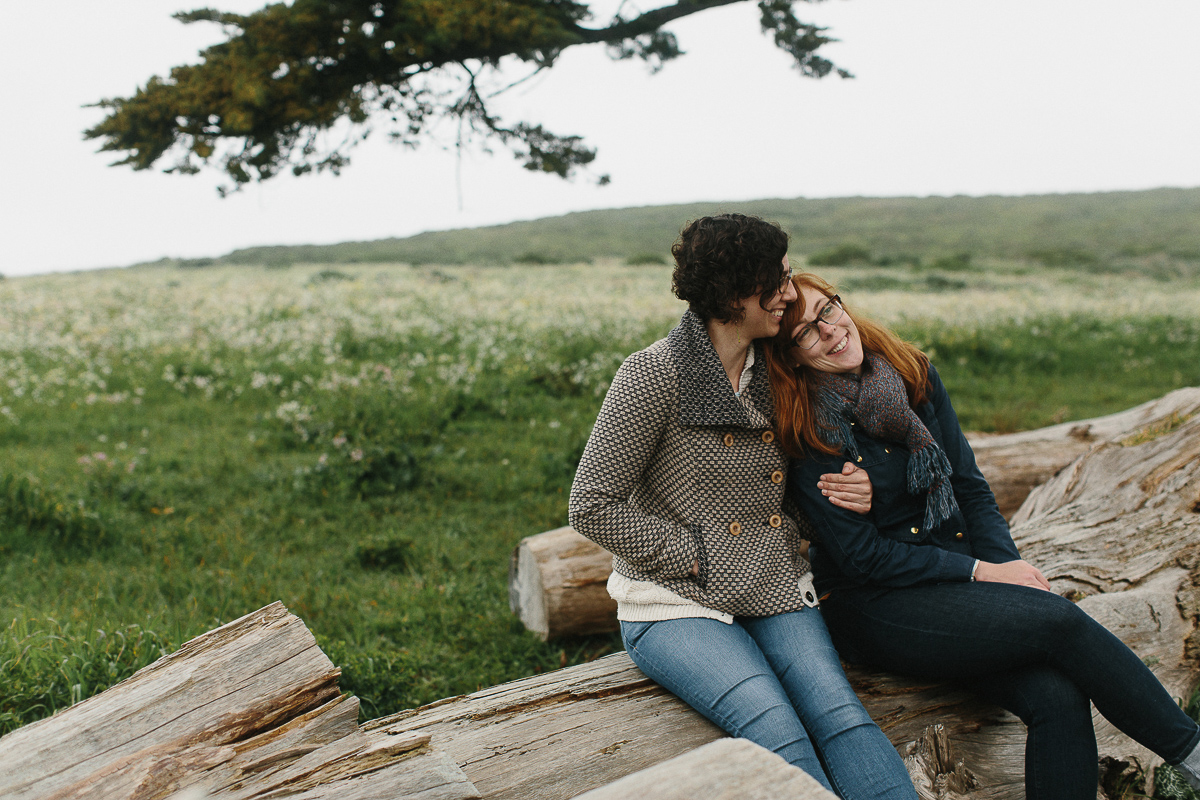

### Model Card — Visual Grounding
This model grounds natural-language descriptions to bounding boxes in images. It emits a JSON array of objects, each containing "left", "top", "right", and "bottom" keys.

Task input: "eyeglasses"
[
  {"left": 791, "top": 295, "right": 845, "bottom": 350},
  {"left": 775, "top": 264, "right": 793, "bottom": 296}
]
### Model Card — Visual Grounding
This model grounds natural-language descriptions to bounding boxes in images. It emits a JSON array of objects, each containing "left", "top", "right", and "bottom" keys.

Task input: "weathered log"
[
  {"left": 0, "top": 602, "right": 481, "bottom": 800},
  {"left": 969, "top": 386, "right": 1200, "bottom": 519},
  {"left": 508, "top": 525, "right": 617, "bottom": 641},
  {"left": 365, "top": 652, "right": 725, "bottom": 800},
  {"left": 510, "top": 388, "right": 1200, "bottom": 641},
  {"left": 572, "top": 738, "right": 836, "bottom": 800}
]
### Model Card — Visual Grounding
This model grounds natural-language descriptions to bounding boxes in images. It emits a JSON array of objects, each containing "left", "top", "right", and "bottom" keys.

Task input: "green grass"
[{"left": 1, "top": 262, "right": 1198, "bottom": 741}]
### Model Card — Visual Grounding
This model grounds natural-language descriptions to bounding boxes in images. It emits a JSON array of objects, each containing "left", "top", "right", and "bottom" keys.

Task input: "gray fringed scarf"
[{"left": 812, "top": 352, "right": 958, "bottom": 532}]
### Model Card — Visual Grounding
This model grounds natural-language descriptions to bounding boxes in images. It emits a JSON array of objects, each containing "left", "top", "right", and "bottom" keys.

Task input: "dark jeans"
[{"left": 821, "top": 581, "right": 1200, "bottom": 800}]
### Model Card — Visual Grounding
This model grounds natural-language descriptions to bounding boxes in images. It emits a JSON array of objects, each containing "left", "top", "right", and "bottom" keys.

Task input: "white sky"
[{"left": 2, "top": 0, "right": 1199, "bottom": 277}]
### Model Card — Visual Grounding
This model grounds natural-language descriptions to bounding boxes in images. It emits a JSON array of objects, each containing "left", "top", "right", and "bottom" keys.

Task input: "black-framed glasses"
[
  {"left": 774, "top": 264, "right": 793, "bottom": 296},
  {"left": 791, "top": 295, "right": 845, "bottom": 349}
]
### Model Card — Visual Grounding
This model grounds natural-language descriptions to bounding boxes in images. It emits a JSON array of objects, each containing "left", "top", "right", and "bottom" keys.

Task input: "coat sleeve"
[
  {"left": 790, "top": 452, "right": 977, "bottom": 587},
  {"left": 924, "top": 366, "right": 1022, "bottom": 564},
  {"left": 568, "top": 347, "right": 702, "bottom": 581}
]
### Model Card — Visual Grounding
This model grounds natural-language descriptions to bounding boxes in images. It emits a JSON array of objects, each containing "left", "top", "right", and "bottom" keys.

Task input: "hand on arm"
[
  {"left": 818, "top": 462, "right": 873, "bottom": 514},
  {"left": 974, "top": 560, "right": 1051, "bottom": 591}
]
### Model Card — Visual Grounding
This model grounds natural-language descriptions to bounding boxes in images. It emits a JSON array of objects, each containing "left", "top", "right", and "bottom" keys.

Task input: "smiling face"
[
  {"left": 729, "top": 256, "right": 796, "bottom": 340},
  {"left": 789, "top": 285, "right": 864, "bottom": 374},
  {"left": 732, "top": 255, "right": 798, "bottom": 340}
]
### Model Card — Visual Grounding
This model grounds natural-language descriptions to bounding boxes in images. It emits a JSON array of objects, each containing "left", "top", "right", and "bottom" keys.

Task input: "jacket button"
[
  {"left": 884, "top": 448, "right": 890, "bottom": 454},
  {"left": 768, "top": 514, "right": 782, "bottom": 528},
  {"left": 723, "top": 433, "right": 734, "bottom": 447},
  {"left": 910, "top": 527, "right": 919, "bottom": 534},
  {"left": 955, "top": 532, "right": 964, "bottom": 540},
  {"left": 729, "top": 521, "right": 742, "bottom": 536},
  {"left": 856, "top": 456, "right": 863, "bottom": 463},
  {"left": 761, "top": 430, "right": 775, "bottom": 443},
  {"left": 770, "top": 470, "right": 784, "bottom": 484}
]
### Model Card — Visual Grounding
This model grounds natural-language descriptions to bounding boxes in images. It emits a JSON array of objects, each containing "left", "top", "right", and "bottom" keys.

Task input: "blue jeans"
[
  {"left": 820, "top": 581, "right": 1200, "bottom": 800},
  {"left": 621, "top": 607, "right": 916, "bottom": 800}
]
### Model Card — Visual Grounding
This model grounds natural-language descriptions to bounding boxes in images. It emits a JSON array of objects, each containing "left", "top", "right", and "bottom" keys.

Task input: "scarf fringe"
[
  {"left": 908, "top": 444, "right": 959, "bottom": 530},
  {"left": 815, "top": 388, "right": 860, "bottom": 462}
]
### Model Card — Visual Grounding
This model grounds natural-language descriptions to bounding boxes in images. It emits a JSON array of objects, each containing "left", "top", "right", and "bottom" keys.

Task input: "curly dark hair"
[{"left": 671, "top": 214, "right": 790, "bottom": 323}]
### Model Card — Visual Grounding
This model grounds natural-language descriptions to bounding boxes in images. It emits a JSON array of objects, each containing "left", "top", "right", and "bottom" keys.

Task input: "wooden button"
[
  {"left": 723, "top": 433, "right": 735, "bottom": 447},
  {"left": 768, "top": 514, "right": 782, "bottom": 528},
  {"left": 910, "top": 527, "right": 919, "bottom": 534},
  {"left": 761, "top": 430, "right": 775, "bottom": 443},
  {"left": 770, "top": 470, "right": 784, "bottom": 484},
  {"left": 729, "top": 521, "right": 742, "bottom": 536},
  {"left": 955, "top": 532, "right": 964, "bottom": 540}
]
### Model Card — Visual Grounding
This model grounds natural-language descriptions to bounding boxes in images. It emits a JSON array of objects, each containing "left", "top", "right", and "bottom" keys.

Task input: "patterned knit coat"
[{"left": 568, "top": 311, "right": 819, "bottom": 617}]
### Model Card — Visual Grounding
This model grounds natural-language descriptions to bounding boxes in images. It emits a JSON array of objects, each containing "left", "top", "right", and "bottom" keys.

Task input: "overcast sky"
[{"left": 3, "top": 0, "right": 1199, "bottom": 277}]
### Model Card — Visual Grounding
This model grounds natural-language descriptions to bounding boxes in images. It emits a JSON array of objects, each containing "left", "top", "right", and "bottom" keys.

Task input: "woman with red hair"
[{"left": 763, "top": 271, "right": 1200, "bottom": 800}]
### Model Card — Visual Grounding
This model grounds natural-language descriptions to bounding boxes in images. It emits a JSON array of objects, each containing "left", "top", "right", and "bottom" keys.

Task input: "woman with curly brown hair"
[
  {"left": 763, "top": 271, "right": 1200, "bottom": 800},
  {"left": 570, "top": 215, "right": 917, "bottom": 799}
]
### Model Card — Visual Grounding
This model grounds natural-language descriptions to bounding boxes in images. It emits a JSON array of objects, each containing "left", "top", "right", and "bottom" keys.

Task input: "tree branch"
[{"left": 573, "top": 0, "right": 745, "bottom": 44}]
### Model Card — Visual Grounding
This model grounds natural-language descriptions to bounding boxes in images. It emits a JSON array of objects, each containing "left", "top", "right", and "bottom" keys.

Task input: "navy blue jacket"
[{"left": 787, "top": 364, "right": 1022, "bottom": 595}]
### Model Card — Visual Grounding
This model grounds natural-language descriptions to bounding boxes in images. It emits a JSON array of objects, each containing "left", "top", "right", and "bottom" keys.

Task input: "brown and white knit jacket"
[{"left": 568, "top": 311, "right": 818, "bottom": 618}]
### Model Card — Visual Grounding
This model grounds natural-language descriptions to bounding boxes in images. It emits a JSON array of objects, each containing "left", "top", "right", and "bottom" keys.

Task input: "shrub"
[
  {"left": 625, "top": 253, "right": 667, "bottom": 266},
  {"left": 807, "top": 244, "right": 872, "bottom": 267},
  {"left": 308, "top": 269, "right": 355, "bottom": 284},
  {"left": 873, "top": 253, "right": 923, "bottom": 268},
  {"left": 923, "top": 274, "right": 968, "bottom": 292},
  {"left": 514, "top": 252, "right": 554, "bottom": 265},
  {"left": 930, "top": 252, "right": 973, "bottom": 271},
  {"left": 1027, "top": 248, "right": 1099, "bottom": 267}
]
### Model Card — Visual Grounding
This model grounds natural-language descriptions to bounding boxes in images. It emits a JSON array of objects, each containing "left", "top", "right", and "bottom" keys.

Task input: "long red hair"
[{"left": 764, "top": 273, "right": 932, "bottom": 458}]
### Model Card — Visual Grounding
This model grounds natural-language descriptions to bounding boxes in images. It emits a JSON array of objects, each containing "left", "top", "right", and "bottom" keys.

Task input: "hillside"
[{"left": 193, "top": 187, "right": 1200, "bottom": 268}]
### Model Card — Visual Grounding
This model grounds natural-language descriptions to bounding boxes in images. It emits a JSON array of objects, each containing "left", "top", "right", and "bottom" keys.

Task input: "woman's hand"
[
  {"left": 974, "top": 560, "right": 1051, "bottom": 591},
  {"left": 818, "top": 462, "right": 873, "bottom": 514}
]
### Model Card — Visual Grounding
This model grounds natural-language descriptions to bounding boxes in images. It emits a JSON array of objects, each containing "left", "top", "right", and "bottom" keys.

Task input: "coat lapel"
[{"left": 667, "top": 311, "right": 775, "bottom": 428}]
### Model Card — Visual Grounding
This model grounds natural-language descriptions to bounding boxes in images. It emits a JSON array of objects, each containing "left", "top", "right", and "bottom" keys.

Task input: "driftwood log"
[
  {"left": 4, "top": 389, "right": 1199, "bottom": 800},
  {"left": 0, "top": 602, "right": 482, "bottom": 800},
  {"left": 572, "top": 738, "right": 834, "bottom": 800},
  {"left": 509, "top": 388, "right": 1200, "bottom": 641}
]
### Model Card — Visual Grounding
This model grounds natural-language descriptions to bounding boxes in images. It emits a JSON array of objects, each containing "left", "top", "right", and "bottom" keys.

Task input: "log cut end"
[{"left": 509, "top": 526, "right": 618, "bottom": 641}]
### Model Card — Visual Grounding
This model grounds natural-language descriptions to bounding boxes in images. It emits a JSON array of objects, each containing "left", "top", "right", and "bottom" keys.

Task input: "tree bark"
[{"left": 0, "top": 602, "right": 481, "bottom": 800}]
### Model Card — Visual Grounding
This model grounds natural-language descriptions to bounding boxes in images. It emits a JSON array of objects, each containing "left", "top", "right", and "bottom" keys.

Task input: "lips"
[{"left": 829, "top": 334, "right": 849, "bottom": 355}]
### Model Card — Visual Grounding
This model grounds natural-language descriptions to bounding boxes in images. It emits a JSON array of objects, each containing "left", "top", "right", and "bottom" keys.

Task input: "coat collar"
[{"left": 666, "top": 310, "right": 775, "bottom": 428}]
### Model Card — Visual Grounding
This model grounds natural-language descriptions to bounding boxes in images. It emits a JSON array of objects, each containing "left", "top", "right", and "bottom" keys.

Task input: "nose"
[
  {"left": 781, "top": 281, "right": 798, "bottom": 302},
  {"left": 816, "top": 317, "right": 839, "bottom": 336}
]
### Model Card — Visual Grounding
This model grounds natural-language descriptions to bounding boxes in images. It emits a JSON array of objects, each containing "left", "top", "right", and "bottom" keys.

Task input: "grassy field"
[{"left": 2, "top": 257, "right": 1200, "bottom": 748}]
